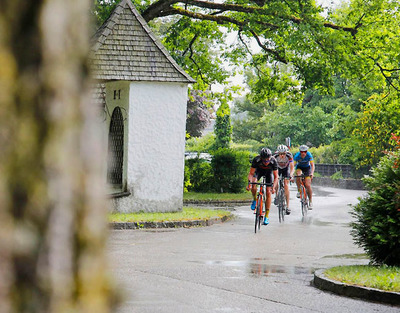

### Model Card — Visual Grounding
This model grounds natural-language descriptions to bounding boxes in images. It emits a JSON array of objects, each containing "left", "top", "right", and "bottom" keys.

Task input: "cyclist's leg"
[
  {"left": 263, "top": 173, "right": 273, "bottom": 224},
  {"left": 282, "top": 166, "right": 290, "bottom": 208},
  {"left": 302, "top": 167, "right": 313, "bottom": 206},
  {"left": 295, "top": 167, "right": 302, "bottom": 197},
  {"left": 249, "top": 172, "right": 258, "bottom": 210},
  {"left": 265, "top": 186, "right": 272, "bottom": 215}
]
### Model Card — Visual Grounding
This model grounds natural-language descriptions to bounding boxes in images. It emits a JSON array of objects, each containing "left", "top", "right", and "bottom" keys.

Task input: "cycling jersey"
[
  {"left": 293, "top": 151, "right": 314, "bottom": 168},
  {"left": 273, "top": 152, "right": 293, "bottom": 169},
  {"left": 251, "top": 155, "right": 278, "bottom": 182}
]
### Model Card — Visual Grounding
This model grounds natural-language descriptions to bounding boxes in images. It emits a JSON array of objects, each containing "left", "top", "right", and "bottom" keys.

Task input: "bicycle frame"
[
  {"left": 294, "top": 174, "right": 308, "bottom": 217},
  {"left": 276, "top": 174, "right": 286, "bottom": 223},
  {"left": 249, "top": 176, "right": 269, "bottom": 233}
]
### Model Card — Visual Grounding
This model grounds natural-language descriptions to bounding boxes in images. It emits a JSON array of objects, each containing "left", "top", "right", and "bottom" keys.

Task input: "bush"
[
  {"left": 185, "top": 133, "right": 215, "bottom": 152},
  {"left": 211, "top": 148, "right": 251, "bottom": 193},
  {"left": 185, "top": 157, "right": 214, "bottom": 192},
  {"left": 350, "top": 148, "right": 400, "bottom": 266},
  {"left": 330, "top": 170, "right": 343, "bottom": 180},
  {"left": 308, "top": 145, "right": 338, "bottom": 164}
]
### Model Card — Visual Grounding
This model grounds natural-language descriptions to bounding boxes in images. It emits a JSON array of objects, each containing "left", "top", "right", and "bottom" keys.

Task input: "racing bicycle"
[
  {"left": 294, "top": 174, "right": 308, "bottom": 217},
  {"left": 249, "top": 176, "right": 269, "bottom": 233},
  {"left": 275, "top": 174, "right": 286, "bottom": 223}
]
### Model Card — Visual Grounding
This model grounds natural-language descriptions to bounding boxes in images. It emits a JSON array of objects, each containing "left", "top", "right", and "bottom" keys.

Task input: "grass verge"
[
  {"left": 324, "top": 265, "right": 400, "bottom": 292},
  {"left": 183, "top": 191, "right": 251, "bottom": 201},
  {"left": 108, "top": 207, "right": 232, "bottom": 223}
]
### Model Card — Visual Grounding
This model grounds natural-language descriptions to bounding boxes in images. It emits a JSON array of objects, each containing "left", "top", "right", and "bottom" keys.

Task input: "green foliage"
[
  {"left": 185, "top": 133, "right": 215, "bottom": 152},
  {"left": 330, "top": 171, "right": 343, "bottom": 180},
  {"left": 183, "top": 191, "right": 251, "bottom": 201},
  {"left": 183, "top": 164, "right": 191, "bottom": 192},
  {"left": 211, "top": 149, "right": 251, "bottom": 193},
  {"left": 185, "top": 157, "right": 214, "bottom": 193},
  {"left": 308, "top": 145, "right": 338, "bottom": 164},
  {"left": 214, "top": 101, "right": 232, "bottom": 149},
  {"left": 185, "top": 149, "right": 251, "bottom": 193},
  {"left": 92, "top": 0, "right": 119, "bottom": 26},
  {"left": 351, "top": 141, "right": 400, "bottom": 266},
  {"left": 161, "top": 17, "right": 230, "bottom": 90},
  {"left": 108, "top": 207, "right": 232, "bottom": 222},
  {"left": 233, "top": 101, "right": 334, "bottom": 148},
  {"left": 324, "top": 265, "right": 400, "bottom": 292},
  {"left": 186, "top": 92, "right": 211, "bottom": 138},
  {"left": 352, "top": 93, "right": 400, "bottom": 166}
]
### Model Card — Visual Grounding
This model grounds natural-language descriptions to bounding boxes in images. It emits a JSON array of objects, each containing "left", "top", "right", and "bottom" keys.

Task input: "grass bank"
[
  {"left": 183, "top": 191, "right": 251, "bottom": 201},
  {"left": 109, "top": 207, "right": 232, "bottom": 223},
  {"left": 324, "top": 265, "right": 400, "bottom": 292}
]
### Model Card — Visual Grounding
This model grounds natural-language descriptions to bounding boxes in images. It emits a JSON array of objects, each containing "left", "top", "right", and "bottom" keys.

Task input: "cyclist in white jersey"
[{"left": 273, "top": 145, "right": 294, "bottom": 214}]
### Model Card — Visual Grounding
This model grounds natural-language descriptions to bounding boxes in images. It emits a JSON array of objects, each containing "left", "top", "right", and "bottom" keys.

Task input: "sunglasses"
[{"left": 300, "top": 151, "right": 307, "bottom": 153}]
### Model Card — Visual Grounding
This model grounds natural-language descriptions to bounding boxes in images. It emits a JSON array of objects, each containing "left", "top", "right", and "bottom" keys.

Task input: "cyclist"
[
  {"left": 246, "top": 148, "right": 278, "bottom": 225},
  {"left": 293, "top": 145, "right": 315, "bottom": 209},
  {"left": 273, "top": 144, "right": 294, "bottom": 215}
]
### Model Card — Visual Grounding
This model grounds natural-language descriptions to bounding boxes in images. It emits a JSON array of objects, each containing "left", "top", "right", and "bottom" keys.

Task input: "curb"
[
  {"left": 313, "top": 269, "right": 400, "bottom": 306},
  {"left": 110, "top": 214, "right": 234, "bottom": 230},
  {"left": 312, "top": 177, "right": 365, "bottom": 190},
  {"left": 183, "top": 200, "right": 249, "bottom": 207}
]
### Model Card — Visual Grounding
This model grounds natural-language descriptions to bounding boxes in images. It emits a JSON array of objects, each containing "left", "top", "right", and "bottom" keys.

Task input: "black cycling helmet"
[{"left": 260, "top": 147, "right": 272, "bottom": 159}]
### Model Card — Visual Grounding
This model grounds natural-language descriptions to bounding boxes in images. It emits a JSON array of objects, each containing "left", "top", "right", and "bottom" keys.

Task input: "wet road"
[{"left": 108, "top": 185, "right": 398, "bottom": 312}]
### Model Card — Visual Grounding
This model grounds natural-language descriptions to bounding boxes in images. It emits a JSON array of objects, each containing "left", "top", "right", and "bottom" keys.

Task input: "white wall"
[{"left": 111, "top": 81, "right": 188, "bottom": 212}]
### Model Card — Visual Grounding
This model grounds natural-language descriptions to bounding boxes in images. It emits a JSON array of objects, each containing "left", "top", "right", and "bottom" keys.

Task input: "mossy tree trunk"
[{"left": 0, "top": 1, "right": 115, "bottom": 312}]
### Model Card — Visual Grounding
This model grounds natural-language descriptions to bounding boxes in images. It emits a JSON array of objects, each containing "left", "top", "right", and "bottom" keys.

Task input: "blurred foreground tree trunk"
[{"left": 0, "top": 1, "right": 116, "bottom": 312}]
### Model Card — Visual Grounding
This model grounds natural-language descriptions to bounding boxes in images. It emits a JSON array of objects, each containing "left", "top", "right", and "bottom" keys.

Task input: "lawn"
[
  {"left": 183, "top": 191, "right": 252, "bottom": 201},
  {"left": 324, "top": 265, "right": 400, "bottom": 292},
  {"left": 108, "top": 207, "right": 233, "bottom": 223}
]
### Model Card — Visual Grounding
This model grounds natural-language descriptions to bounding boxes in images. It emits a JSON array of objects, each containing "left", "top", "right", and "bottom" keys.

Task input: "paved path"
[{"left": 108, "top": 185, "right": 399, "bottom": 312}]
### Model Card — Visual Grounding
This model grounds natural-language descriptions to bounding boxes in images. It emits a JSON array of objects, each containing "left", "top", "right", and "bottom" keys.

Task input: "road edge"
[
  {"left": 313, "top": 269, "right": 400, "bottom": 306},
  {"left": 110, "top": 213, "right": 234, "bottom": 230}
]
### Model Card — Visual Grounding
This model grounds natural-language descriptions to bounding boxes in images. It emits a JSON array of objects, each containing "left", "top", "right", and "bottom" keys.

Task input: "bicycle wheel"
[
  {"left": 278, "top": 188, "right": 285, "bottom": 223},
  {"left": 259, "top": 194, "right": 264, "bottom": 230},
  {"left": 255, "top": 195, "right": 262, "bottom": 233},
  {"left": 301, "top": 186, "right": 308, "bottom": 217}
]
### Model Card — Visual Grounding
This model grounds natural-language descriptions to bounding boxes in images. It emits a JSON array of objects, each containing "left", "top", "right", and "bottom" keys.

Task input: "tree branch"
[{"left": 141, "top": 0, "right": 358, "bottom": 35}]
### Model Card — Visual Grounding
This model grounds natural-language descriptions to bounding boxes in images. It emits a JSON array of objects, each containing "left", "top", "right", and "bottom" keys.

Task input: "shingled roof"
[{"left": 90, "top": 0, "right": 196, "bottom": 83}]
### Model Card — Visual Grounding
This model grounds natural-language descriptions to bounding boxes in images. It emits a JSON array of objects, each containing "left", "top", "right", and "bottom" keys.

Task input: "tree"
[
  {"left": 0, "top": 1, "right": 116, "bottom": 312},
  {"left": 214, "top": 100, "right": 232, "bottom": 149},
  {"left": 186, "top": 92, "right": 212, "bottom": 138},
  {"left": 352, "top": 93, "right": 400, "bottom": 166}
]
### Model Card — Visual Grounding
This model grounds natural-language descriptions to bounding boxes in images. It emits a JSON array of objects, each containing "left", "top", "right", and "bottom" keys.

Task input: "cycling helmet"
[
  {"left": 260, "top": 148, "right": 272, "bottom": 158},
  {"left": 299, "top": 145, "right": 309, "bottom": 152},
  {"left": 276, "top": 144, "right": 288, "bottom": 153}
]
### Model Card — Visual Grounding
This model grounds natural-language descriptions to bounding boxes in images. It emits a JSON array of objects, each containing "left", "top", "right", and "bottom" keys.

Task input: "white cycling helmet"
[
  {"left": 299, "top": 145, "right": 309, "bottom": 152},
  {"left": 276, "top": 144, "right": 288, "bottom": 153}
]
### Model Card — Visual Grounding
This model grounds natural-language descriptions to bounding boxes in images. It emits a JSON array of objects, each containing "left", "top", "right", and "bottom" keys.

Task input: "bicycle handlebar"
[{"left": 248, "top": 182, "right": 271, "bottom": 186}]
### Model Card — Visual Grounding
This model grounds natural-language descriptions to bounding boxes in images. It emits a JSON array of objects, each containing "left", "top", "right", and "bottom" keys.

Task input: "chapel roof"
[{"left": 90, "top": 0, "right": 196, "bottom": 83}]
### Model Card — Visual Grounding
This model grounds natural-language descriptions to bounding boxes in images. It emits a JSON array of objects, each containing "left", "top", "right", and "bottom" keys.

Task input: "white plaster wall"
[{"left": 113, "top": 81, "right": 188, "bottom": 212}]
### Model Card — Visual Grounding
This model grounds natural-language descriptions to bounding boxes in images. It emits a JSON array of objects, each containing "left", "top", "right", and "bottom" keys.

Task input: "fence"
[{"left": 314, "top": 164, "right": 353, "bottom": 178}]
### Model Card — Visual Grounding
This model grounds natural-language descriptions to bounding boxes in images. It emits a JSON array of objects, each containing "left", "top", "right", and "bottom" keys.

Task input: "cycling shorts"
[
  {"left": 254, "top": 170, "right": 274, "bottom": 186},
  {"left": 296, "top": 166, "right": 312, "bottom": 177},
  {"left": 278, "top": 167, "right": 290, "bottom": 179}
]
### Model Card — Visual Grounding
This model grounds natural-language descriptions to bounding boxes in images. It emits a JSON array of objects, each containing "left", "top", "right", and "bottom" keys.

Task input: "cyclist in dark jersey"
[
  {"left": 273, "top": 144, "right": 294, "bottom": 215},
  {"left": 246, "top": 148, "right": 278, "bottom": 225},
  {"left": 293, "top": 144, "right": 315, "bottom": 209}
]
